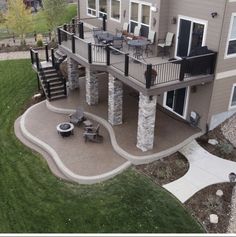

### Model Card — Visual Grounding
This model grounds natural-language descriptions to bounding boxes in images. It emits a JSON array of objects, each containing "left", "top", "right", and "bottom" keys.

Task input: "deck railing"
[{"left": 57, "top": 27, "right": 217, "bottom": 89}]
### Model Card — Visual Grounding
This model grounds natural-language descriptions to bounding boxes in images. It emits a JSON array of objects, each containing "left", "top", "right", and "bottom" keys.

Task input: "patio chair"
[
  {"left": 116, "top": 22, "right": 129, "bottom": 36},
  {"left": 69, "top": 107, "right": 85, "bottom": 126},
  {"left": 110, "top": 37, "right": 123, "bottom": 54},
  {"left": 157, "top": 32, "right": 174, "bottom": 58},
  {"left": 145, "top": 30, "right": 156, "bottom": 57},
  {"left": 83, "top": 124, "right": 103, "bottom": 143},
  {"left": 126, "top": 26, "right": 141, "bottom": 41}
]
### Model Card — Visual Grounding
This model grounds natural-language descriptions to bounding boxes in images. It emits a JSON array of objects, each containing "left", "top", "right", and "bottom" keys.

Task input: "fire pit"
[{"left": 57, "top": 122, "right": 74, "bottom": 137}]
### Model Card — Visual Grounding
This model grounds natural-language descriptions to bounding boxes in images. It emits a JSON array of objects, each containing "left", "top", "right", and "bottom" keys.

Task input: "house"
[{"left": 31, "top": 0, "right": 236, "bottom": 152}]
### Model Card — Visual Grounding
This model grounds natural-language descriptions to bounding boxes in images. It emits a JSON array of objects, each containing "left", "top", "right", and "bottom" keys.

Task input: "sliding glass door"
[{"left": 176, "top": 17, "right": 207, "bottom": 57}]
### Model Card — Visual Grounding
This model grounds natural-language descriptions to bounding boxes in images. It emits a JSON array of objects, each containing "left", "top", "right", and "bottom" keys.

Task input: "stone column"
[
  {"left": 108, "top": 74, "right": 123, "bottom": 125},
  {"left": 136, "top": 93, "right": 157, "bottom": 152},
  {"left": 67, "top": 57, "right": 80, "bottom": 90},
  {"left": 86, "top": 68, "right": 99, "bottom": 105}
]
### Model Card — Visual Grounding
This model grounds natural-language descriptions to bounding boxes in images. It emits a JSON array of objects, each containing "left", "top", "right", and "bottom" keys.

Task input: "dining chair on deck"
[
  {"left": 157, "top": 32, "right": 174, "bottom": 58},
  {"left": 145, "top": 30, "right": 156, "bottom": 57}
]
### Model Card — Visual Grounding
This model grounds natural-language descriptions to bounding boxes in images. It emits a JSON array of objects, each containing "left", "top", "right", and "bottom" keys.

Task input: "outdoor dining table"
[
  {"left": 97, "top": 32, "right": 115, "bottom": 44},
  {"left": 128, "top": 39, "right": 149, "bottom": 61}
]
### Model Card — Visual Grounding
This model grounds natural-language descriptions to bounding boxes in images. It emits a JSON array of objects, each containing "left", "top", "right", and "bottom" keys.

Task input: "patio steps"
[
  {"left": 49, "top": 49, "right": 67, "bottom": 66},
  {"left": 39, "top": 67, "right": 67, "bottom": 101}
]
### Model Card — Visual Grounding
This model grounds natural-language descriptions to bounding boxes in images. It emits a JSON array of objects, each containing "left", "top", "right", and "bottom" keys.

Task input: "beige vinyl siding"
[
  {"left": 215, "top": 1, "right": 236, "bottom": 73},
  {"left": 208, "top": 76, "right": 236, "bottom": 120},
  {"left": 187, "top": 83, "right": 214, "bottom": 131}
]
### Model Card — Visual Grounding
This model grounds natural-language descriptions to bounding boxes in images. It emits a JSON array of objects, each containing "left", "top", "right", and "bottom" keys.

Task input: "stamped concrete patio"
[
  {"left": 50, "top": 74, "right": 201, "bottom": 157},
  {"left": 16, "top": 70, "right": 202, "bottom": 184}
]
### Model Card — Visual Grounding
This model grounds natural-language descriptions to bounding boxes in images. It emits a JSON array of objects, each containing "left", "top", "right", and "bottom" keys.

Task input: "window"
[
  {"left": 111, "top": 0, "right": 120, "bottom": 21},
  {"left": 88, "top": 0, "right": 96, "bottom": 16},
  {"left": 227, "top": 14, "right": 236, "bottom": 57},
  {"left": 229, "top": 84, "right": 236, "bottom": 109},
  {"left": 99, "top": 0, "right": 107, "bottom": 18},
  {"left": 130, "top": 1, "right": 151, "bottom": 37}
]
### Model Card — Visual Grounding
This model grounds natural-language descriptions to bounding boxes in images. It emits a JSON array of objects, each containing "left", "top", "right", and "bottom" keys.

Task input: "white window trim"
[
  {"left": 225, "top": 13, "right": 236, "bottom": 59},
  {"left": 229, "top": 83, "right": 236, "bottom": 110},
  {"left": 163, "top": 87, "right": 190, "bottom": 120},
  {"left": 87, "top": 0, "right": 107, "bottom": 18},
  {"left": 129, "top": 0, "right": 152, "bottom": 33},
  {"left": 110, "top": 0, "right": 121, "bottom": 22},
  {"left": 87, "top": 0, "right": 97, "bottom": 17},
  {"left": 174, "top": 15, "right": 208, "bottom": 59}
]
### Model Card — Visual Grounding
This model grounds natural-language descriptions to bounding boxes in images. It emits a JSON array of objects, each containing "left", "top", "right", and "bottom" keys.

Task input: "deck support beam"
[
  {"left": 67, "top": 57, "right": 80, "bottom": 90},
  {"left": 108, "top": 74, "right": 123, "bottom": 125},
  {"left": 86, "top": 68, "right": 99, "bottom": 105},
  {"left": 136, "top": 93, "right": 157, "bottom": 152}
]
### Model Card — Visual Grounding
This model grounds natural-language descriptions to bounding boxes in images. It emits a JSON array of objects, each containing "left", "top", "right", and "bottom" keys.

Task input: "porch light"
[
  {"left": 151, "top": 4, "right": 158, "bottom": 13},
  {"left": 171, "top": 17, "right": 177, "bottom": 24},
  {"left": 211, "top": 12, "right": 218, "bottom": 18}
]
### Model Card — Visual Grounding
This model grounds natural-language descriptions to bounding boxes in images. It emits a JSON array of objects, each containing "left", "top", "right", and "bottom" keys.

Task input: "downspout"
[
  {"left": 207, "top": 0, "right": 228, "bottom": 131},
  {"left": 77, "top": 0, "right": 80, "bottom": 20}
]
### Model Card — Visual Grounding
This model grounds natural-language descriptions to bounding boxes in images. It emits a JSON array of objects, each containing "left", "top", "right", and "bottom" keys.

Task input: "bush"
[{"left": 36, "top": 39, "right": 43, "bottom": 47}]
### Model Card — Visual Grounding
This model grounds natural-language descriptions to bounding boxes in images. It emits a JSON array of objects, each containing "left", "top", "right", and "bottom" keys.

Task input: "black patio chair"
[
  {"left": 69, "top": 107, "right": 85, "bottom": 126},
  {"left": 83, "top": 124, "right": 103, "bottom": 143}
]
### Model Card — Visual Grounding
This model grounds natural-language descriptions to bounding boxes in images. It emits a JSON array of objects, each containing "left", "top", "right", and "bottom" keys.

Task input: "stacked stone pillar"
[
  {"left": 86, "top": 68, "right": 99, "bottom": 105},
  {"left": 67, "top": 57, "right": 80, "bottom": 90},
  {"left": 108, "top": 74, "right": 123, "bottom": 125},
  {"left": 136, "top": 93, "right": 157, "bottom": 152}
]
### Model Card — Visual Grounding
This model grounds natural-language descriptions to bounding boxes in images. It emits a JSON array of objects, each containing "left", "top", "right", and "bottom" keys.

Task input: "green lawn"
[
  {"left": 32, "top": 3, "right": 77, "bottom": 34},
  {"left": 0, "top": 3, "right": 77, "bottom": 39},
  {"left": 0, "top": 59, "right": 204, "bottom": 233}
]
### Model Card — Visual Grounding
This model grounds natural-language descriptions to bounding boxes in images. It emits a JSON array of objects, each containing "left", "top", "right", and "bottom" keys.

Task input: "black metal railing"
[{"left": 57, "top": 26, "right": 217, "bottom": 89}]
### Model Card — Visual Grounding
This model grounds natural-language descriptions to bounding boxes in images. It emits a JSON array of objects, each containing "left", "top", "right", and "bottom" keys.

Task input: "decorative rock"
[
  {"left": 86, "top": 68, "right": 99, "bottom": 105},
  {"left": 108, "top": 74, "right": 123, "bottom": 125},
  {"left": 67, "top": 57, "right": 80, "bottom": 90},
  {"left": 210, "top": 214, "right": 219, "bottom": 224},
  {"left": 136, "top": 93, "right": 157, "bottom": 152},
  {"left": 216, "top": 189, "right": 223, "bottom": 197},
  {"left": 208, "top": 139, "right": 219, "bottom": 146}
]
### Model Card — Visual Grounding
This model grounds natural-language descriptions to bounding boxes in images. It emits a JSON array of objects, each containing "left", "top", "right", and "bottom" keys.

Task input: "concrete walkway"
[
  {"left": 0, "top": 50, "right": 46, "bottom": 61},
  {"left": 163, "top": 140, "right": 236, "bottom": 203}
]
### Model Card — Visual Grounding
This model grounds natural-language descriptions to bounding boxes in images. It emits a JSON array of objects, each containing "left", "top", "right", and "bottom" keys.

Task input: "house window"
[
  {"left": 230, "top": 84, "right": 236, "bottom": 109},
  {"left": 227, "top": 14, "right": 236, "bottom": 57},
  {"left": 111, "top": 0, "right": 120, "bottom": 21},
  {"left": 130, "top": 1, "right": 151, "bottom": 37},
  {"left": 87, "top": 0, "right": 96, "bottom": 16},
  {"left": 99, "top": 0, "right": 107, "bottom": 18}
]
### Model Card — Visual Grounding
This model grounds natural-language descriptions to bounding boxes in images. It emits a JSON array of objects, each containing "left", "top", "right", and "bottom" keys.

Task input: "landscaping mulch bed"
[
  {"left": 197, "top": 125, "right": 236, "bottom": 162},
  {"left": 135, "top": 123, "right": 236, "bottom": 233},
  {"left": 135, "top": 152, "right": 189, "bottom": 186},
  {"left": 185, "top": 183, "right": 235, "bottom": 233}
]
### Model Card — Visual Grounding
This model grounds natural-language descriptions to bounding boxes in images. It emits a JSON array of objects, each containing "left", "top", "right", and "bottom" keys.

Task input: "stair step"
[
  {"left": 49, "top": 94, "right": 67, "bottom": 101},
  {"left": 46, "top": 85, "right": 65, "bottom": 92}
]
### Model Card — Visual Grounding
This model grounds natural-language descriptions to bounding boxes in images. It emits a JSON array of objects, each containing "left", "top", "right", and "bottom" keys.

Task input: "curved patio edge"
[
  {"left": 46, "top": 100, "right": 204, "bottom": 165},
  {"left": 18, "top": 101, "right": 131, "bottom": 185}
]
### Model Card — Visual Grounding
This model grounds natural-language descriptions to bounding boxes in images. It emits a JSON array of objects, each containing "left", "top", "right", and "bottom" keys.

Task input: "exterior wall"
[
  {"left": 186, "top": 83, "right": 214, "bottom": 131},
  {"left": 163, "top": 0, "right": 226, "bottom": 57},
  {"left": 215, "top": 1, "right": 236, "bottom": 73},
  {"left": 208, "top": 1, "right": 236, "bottom": 130}
]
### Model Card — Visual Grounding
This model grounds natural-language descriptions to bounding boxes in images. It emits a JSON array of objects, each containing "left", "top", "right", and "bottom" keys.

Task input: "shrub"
[{"left": 36, "top": 39, "right": 43, "bottom": 47}]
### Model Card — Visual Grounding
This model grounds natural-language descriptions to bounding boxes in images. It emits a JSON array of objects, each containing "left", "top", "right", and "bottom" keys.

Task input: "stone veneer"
[
  {"left": 108, "top": 74, "right": 123, "bottom": 125},
  {"left": 67, "top": 57, "right": 80, "bottom": 90},
  {"left": 136, "top": 93, "right": 157, "bottom": 152},
  {"left": 86, "top": 68, "right": 99, "bottom": 105}
]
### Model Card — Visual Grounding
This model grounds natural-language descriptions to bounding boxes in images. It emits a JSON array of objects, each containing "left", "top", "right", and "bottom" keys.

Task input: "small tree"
[
  {"left": 42, "top": 0, "right": 66, "bottom": 33},
  {"left": 5, "top": 0, "right": 33, "bottom": 45}
]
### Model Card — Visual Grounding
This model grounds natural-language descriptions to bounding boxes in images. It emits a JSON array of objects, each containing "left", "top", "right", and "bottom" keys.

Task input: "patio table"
[
  {"left": 97, "top": 32, "right": 115, "bottom": 44},
  {"left": 128, "top": 39, "right": 149, "bottom": 61}
]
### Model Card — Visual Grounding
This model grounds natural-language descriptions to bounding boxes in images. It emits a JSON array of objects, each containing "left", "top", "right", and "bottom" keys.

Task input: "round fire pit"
[{"left": 57, "top": 122, "right": 74, "bottom": 137}]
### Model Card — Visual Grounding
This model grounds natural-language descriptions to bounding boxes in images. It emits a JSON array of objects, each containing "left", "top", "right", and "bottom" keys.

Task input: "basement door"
[
  {"left": 164, "top": 87, "right": 189, "bottom": 118},
  {"left": 176, "top": 16, "right": 207, "bottom": 57}
]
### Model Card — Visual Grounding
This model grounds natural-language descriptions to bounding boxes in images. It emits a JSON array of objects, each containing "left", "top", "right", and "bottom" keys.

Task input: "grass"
[
  {"left": 0, "top": 3, "right": 77, "bottom": 39},
  {"left": 0, "top": 59, "right": 204, "bottom": 233},
  {"left": 32, "top": 3, "right": 77, "bottom": 33}
]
